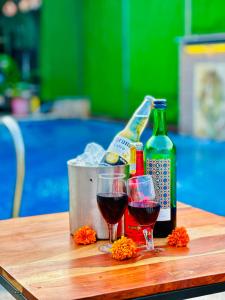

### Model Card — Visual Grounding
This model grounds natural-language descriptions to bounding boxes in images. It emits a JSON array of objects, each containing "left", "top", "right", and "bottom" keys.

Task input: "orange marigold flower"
[
  {"left": 74, "top": 226, "right": 96, "bottom": 245},
  {"left": 167, "top": 227, "right": 190, "bottom": 247},
  {"left": 111, "top": 236, "right": 137, "bottom": 260}
]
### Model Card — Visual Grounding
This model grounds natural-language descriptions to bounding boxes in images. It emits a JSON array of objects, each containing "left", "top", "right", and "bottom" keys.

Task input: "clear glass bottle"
[
  {"left": 100, "top": 96, "right": 153, "bottom": 166},
  {"left": 144, "top": 99, "right": 176, "bottom": 237}
]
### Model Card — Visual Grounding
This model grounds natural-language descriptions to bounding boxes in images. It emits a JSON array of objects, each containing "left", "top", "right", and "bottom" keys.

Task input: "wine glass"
[
  {"left": 127, "top": 175, "right": 159, "bottom": 251},
  {"left": 97, "top": 173, "right": 128, "bottom": 253}
]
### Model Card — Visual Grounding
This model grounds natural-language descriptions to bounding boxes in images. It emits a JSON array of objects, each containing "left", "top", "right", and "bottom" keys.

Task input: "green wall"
[
  {"left": 82, "top": 0, "right": 124, "bottom": 118},
  {"left": 40, "top": 0, "right": 225, "bottom": 123},
  {"left": 127, "top": 0, "right": 183, "bottom": 122},
  {"left": 192, "top": 0, "right": 225, "bottom": 34},
  {"left": 40, "top": 0, "right": 81, "bottom": 99}
]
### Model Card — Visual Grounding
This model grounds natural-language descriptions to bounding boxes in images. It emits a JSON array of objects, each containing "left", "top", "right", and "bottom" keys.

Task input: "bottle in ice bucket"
[
  {"left": 124, "top": 142, "right": 146, "bottom": 244},
  {"left": 100, "top": 96, "right": 153, "bottom": 166},
  {"left": 144, "top": 99, "right": 176, "bottom": 237}
]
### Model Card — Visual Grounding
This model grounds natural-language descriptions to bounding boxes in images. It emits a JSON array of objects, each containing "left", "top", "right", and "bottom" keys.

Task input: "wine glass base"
[
  {"left": 137, "top": 245, "right": 164, "bottom": 253},
  {"left": 98, "top": 243, "right": 112, "bottom": 253}
]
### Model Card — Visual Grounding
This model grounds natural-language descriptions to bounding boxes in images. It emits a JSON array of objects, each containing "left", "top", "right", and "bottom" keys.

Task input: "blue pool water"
[{"left": 0, "top": 118, "right": 225, "bottom": 219}]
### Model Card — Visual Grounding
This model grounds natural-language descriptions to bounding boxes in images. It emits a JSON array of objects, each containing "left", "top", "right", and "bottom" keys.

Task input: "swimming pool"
[{"left": 0, "top": 118, "right": 224, "bottom": 219}]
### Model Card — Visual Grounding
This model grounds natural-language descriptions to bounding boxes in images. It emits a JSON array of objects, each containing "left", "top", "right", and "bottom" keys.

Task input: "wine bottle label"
[
  {"left": 107, "top": 136, "right": 131, "bottom": 164},
  {"left": 146, "top": 159, "right": 171, "bottom": 221}
]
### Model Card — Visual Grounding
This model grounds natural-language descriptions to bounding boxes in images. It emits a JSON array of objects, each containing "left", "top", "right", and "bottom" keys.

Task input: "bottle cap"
[
  {"left": 144, "top": 95, "right": 155, "bottom": 102},
  {"left": 153, "top": 99, "right": 167, "bottom": 108},
  {"left": 132, "top": 142, "right": 143, "bottom": 151}
]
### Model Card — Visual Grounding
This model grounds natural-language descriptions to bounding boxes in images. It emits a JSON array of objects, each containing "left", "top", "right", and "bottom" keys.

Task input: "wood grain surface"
[{"left": 0, "top": 203, "right": 224, "bottom": 300}]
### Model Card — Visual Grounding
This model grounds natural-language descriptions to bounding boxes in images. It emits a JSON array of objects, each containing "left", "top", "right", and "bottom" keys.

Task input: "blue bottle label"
[{"left": 146, "top": 159, "right": 171, "bottom": 221}]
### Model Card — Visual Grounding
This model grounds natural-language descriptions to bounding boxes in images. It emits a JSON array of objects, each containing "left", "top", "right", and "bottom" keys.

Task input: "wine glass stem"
[
  {"left": 143, "top": 228, "right": 154, "bottom": 251},
  {"left": 108, "top": 223, "right": 118, "bottom": 243}
]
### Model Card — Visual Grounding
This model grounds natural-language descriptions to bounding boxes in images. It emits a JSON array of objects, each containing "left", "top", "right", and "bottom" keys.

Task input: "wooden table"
[{"left": 0, "top": 203, "right": 225, "bottom": 300}]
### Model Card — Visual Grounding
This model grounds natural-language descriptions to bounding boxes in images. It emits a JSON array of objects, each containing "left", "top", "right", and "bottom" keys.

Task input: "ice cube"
[
  {"left": 84, "top": 143, "right": 105, "bottom": 163},
  {"left": 85, "top": 143, "right": 104, "bottom": 154},
  {"left": 75, "top": 153, "right": 89, "bottom": 163},
  {"left": 75, "top": 143, "right": 105, "bottom": 166}
]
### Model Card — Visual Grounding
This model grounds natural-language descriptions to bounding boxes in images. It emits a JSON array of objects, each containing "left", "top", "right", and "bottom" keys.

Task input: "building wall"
[
  {"left": 192, "top": 0, "right": 225, "bottom": 34},
  {"left": 40, "top": 0, "right": 225, "bottom": 123},
  {"left": 82, "top": 0, "right": 124, "bottom": 118},
  {"left": 40, "top": 0, "right": 81, "bottom": 99}
]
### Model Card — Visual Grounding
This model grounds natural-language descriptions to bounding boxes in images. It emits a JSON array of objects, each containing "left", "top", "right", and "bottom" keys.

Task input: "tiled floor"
[
  {"left": 193, "top": 293, "right": 225, "bottom": 300},
  {"left": 0, "top": 285, "right": 14, "bottom": 299}
]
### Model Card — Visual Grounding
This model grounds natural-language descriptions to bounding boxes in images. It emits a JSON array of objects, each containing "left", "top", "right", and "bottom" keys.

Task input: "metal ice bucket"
[{"left": 67, "top": 160, "right": 129, "bottom": 239}]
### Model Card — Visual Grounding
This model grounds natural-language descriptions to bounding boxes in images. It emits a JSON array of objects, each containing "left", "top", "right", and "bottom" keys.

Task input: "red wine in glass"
[
  {"left": 97, "top": 173, "right": 127, "bottom": 253},
  {"left": 97, "top": 192, "right": 128, "bottom": 224},
  {"left": 127, "top": 175, "right": 159, "bottom": 251},
  {"left": 128, "top": 200, "right": 160, "bottom": 226}
]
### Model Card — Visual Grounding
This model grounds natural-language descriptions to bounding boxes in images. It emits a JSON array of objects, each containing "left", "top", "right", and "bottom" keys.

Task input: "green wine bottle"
[{"left": 144, "top": 99, "right": 176, "bottom": 237}]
